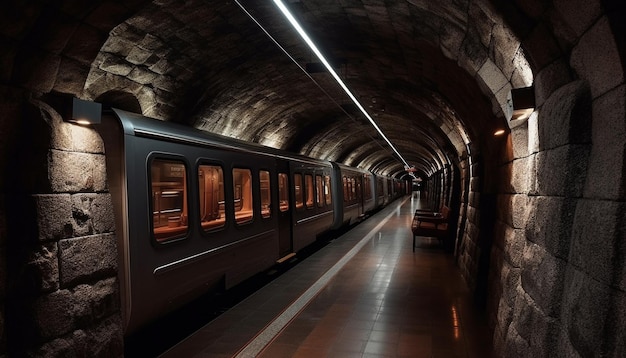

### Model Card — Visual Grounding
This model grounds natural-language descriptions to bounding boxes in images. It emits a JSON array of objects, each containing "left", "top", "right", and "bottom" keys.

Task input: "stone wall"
[
  {"left": 488, "top": 6, "right": 626, "bottom": 356},
  {"left": 3, "top": 99, "right": 123, "bottom": 357}
]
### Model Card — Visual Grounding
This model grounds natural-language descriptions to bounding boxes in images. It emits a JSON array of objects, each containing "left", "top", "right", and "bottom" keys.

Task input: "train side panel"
[{"left": 102, "top": 111, "right": 281, "bottom": 334}]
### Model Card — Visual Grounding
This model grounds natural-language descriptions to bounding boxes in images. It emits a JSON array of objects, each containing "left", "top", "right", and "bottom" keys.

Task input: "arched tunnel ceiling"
[{"left": 71, "top": 0, "right": 531, "bottom": 177}]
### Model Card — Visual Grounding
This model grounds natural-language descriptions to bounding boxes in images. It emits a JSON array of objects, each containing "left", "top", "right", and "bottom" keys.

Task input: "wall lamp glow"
[
  {"left": 506, "top": 86, "right": 535, "bottom": 122},
  {"left": 271, "top": 0, "right": 411, "bottom": 170},
  {"left": 68, "top": 97, "right": 101, "bottom": 125}
]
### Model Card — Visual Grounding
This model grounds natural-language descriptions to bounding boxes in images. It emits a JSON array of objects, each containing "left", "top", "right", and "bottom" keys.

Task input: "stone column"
[{"left": 4, "top": 99, "right": 123, "bottom": 357}]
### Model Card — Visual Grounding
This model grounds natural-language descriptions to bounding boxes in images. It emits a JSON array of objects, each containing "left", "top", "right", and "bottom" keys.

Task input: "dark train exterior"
[{"left": 97, "top": 109, "right": 407, "bottom": 334}]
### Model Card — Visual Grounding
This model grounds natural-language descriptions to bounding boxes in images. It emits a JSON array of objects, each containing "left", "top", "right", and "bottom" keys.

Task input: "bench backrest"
[{"left": 440, "top": 205, "right": 450, "bottom": 220}]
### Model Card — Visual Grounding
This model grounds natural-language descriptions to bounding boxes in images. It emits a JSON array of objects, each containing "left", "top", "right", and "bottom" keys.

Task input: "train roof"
[{"left": 109, "top": 108, "right": 333, "bottom": 168}]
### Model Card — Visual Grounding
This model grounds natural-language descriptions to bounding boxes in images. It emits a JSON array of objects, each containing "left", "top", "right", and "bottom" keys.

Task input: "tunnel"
[{"left": 0, "top": 0, "right": 624, "bottom": 356}]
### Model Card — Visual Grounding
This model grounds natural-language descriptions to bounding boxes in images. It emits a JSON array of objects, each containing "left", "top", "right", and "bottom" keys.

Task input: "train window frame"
[
  {"left": 259, "top": 169, "right": 271, "bottom": 219},
  {"left": 233, "top": 167, "right": 254, "bottom": 225},
  {"left": 148, "top": 155, "right": 190, "bottom": 244},
  {"left": 315, "top": 174, "right": 324, "bottom": 207},
  {"left": 294, "top": 173, "right": 304, "bottom": 211},
  {"left": 324, "top": 175, "right": 332, "bottom": 206},
  {"left": 278, "top": 172, "right": 289, "bottom": 212},
  {"left": 305, "top": 173, "right": 314, "bottom": 209},
  {"left": 197, "top": 161, "right": 226, "bottom": 234}
]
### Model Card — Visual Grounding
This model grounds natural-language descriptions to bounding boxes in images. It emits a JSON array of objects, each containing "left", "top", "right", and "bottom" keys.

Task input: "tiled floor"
[{"left": 162, "top": 194, "right": 493, "bottom": 358}]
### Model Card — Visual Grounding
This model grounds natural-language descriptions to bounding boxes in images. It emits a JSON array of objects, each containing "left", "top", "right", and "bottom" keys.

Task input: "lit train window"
[
  {"left": 343, "top": 176, "right": 349, "bottom": 202},
  {"left": 294, "top": 174, "right": 303, "bottom": 210},
  {"left": 233, "top": 168, "right": 253, "bottom": 225},
  {"left": 324, "top": 175, "right": 332, "bottom": 206},
  {"left": 305, "top": 174, "right": 314, "bottom": 208},
  {"left": 260, "top": 170, "right": 271, "bottom": 218},
  {"left": 198, "top": 164, "right": 225, "bottom": 232},
  {"left": 316, "top": 175, "right": 324, "bottom": 207},
  {"left": 151, "top": 158, "right": 188, "bottom": 243},
  {"left": 278, "top": 173, "right": 289, "bottom": 212},
  {"left": 351, "top": 177, "right": 357, "bottom": 200}
]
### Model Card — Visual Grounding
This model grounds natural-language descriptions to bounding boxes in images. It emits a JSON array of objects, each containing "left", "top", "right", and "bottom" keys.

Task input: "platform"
[{"left": 159, "top": 195, "right": 493, "bottom": 357}]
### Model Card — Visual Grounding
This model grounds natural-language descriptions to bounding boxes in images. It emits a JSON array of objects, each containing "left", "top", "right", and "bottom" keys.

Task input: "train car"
[
  {"left": 330, "top": 163, "right": 376, "bottom": 229},
  {"left": 285, "top": 158, "right": 335, "bottom": 253},
  {"left": 98, "top": 109, "right": 343, "bottom": 334},
  {"left": 374, "top": 174, "right": 389, "bottom": 208}
]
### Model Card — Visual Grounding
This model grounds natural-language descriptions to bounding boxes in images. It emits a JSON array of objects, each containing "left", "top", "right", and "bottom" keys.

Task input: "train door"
[{"left": 276, "top": 159, "right": 293, "bottom": 260}]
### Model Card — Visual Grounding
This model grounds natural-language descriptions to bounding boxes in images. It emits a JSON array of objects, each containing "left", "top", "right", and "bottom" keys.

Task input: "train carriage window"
[
  {"left": 350, "top": 177, "right": 358, "bottom": 200},
  {"left": 315, "top": 175, "right": 324, "bottom": 207},
  {"left": 364, "top": 175, "right": 372, "bottom": 200},
  {"left": 278, "top": 173, "right": 289, "bottom": 212},
  {"left": 324, "top": 175, "right": 332, "bottom": 206},
  {"left": 343, "top": 176, "right": 349, "bottom": 202},
  {"left": 305, "top": 174, "right": 314, "bottom": 208},
  {"left": 294, "top": 173, "right": 304, "bottom": 210},
  {"left": 260, "top": 170, "right": 271, "bottom": 218},
  {"left": 198, "top": 164, "right": 225, "bottom": 232},
  {"left": 151, "top": 158, "right": 188, "bottom": 242},
  {"left": 233, "top": 168, "right": 253, "bottom": 225}
]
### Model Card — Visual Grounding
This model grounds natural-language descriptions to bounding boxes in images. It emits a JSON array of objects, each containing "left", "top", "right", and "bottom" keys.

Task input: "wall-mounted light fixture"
[
  {"left": 506, "top": 86, "right": 535, "bottom": 122},
  {"left": 68, "top": 97, "right": 102, "bottom": 125}
]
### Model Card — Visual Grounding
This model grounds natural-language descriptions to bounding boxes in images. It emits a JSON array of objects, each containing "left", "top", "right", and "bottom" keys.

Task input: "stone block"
[
  {"left": 72, "top": 278, "right": 120, "bottom": 323},
  {"left": 527, "top": 112, "right": 539, "bottom": 154},
  {"left": 509, "top": 112, "right": 528, "bottom": 158},
  {"left": 64, "top": 23, "right": 106, "bottom": 64},
  {"left": 98, "top": 56, "right": 132, "bottom": 76},
  {"left": 584, "top": 85, "right": 626, "bottom": 200},
  {"left": 439, "top": 23, "right": 464, "bottom": 61},
  {"left": 570, "top": 17, "right": 624, "bottom": 99},
  {"left": 477, "top": 58, "right": 509, "bottom": 96},
  {"left": 457, "top": 25, "right": 488, "bottom": 75},
  {"left": 33, "top": 290, "right": 76, "bottom": 339},
  {"left": 534, "top": 60, "right": 573, "bottom": 108},
  {"left": 35, "top": 194, "right": 73, "bottom": 241},
  {"left": 32, "top": 278, "right": 120, "bottom": 343},
  {"left": 520, "top": 242, "right": 567, "bottom": 316},
  {"left": 53, "top": 57, "right": 90, "bottom": 95},
  {"left": 48, "top": 150, "right": 107, "bottom": 193},
  {"left": 52, "top": 120, "right": 105, "bottom": 154},
  {"left": 490, "top": 22, "right": 520, "bottom": 81},
  {"left": 500, "top": 261, "right": 521, "bottom": 307},
  {"left": 100, "top": 37, "right": 134, "bottom": 57},
  {"left": 522, "top": 22, "right": 563, "bottom": 71},
  {"left": 71, "top": 194, "right": 115, "bottom": 236},
  {"left": 511, "top": 156, "right": 533, "bottom": 194},
  {"left": 570, "top": 199, "right": 623, "bottom": 287},
  {"left": 125, "top": 45, "right": 153, "bottom": 65},
  {"left": 553, "top": 0, "right": 602, "bottom": 38},
  {"left": 561, "top": 266, "right": 611, "bottom": 357},
  {"left": 534, "top": 144, "right": 590, "bottom": 197},
  {"left": 504, "top": 323, "right": 531, "bottom": 358},
  {"left": 21, "top": 243, "right": 59, "bottom": 294},
  {"left": 128, "top": 66, "right": 158, "bottom": 85},
  {"left": 58, "top": 234, "right": 117, "bottom": 287},
  {"left": 504, "top": 228, "right": 525, "bottom": 268},
  {"left": 525, "top": 196, "right": 577, "bottom": 258},
  {"left": 537, "top": 81, "right": 591, "bottom": 150}
]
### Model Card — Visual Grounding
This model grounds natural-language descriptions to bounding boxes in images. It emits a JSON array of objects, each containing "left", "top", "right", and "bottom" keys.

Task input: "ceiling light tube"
[{"left": 272, "top": 0, "right": 411, "bottom": 169}]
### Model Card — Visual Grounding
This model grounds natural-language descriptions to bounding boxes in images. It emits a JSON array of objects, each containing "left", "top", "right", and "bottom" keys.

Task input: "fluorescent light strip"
[{"left": 272, "top": 0, "right": 411, "bottom": 169}]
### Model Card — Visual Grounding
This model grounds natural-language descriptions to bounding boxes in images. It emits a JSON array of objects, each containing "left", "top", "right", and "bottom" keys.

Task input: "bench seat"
[{"left": 411, "top": 206, "right": 450, "bottom": 252}]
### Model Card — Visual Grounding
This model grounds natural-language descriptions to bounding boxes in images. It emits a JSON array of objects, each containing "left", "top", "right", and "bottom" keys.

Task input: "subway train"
[{"left": 97, "top": 108, "right": 407, "bottom": 335}]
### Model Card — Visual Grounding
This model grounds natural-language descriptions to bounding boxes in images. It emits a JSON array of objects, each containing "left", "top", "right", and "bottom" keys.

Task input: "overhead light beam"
[{"left": 271, "top": 0, "right": 411, "bottom": 169}]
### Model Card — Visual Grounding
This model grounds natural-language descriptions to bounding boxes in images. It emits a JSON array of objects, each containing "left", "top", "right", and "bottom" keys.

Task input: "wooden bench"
[{"left": 411, "top": 205, "right": 450, "bottom": 252}]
